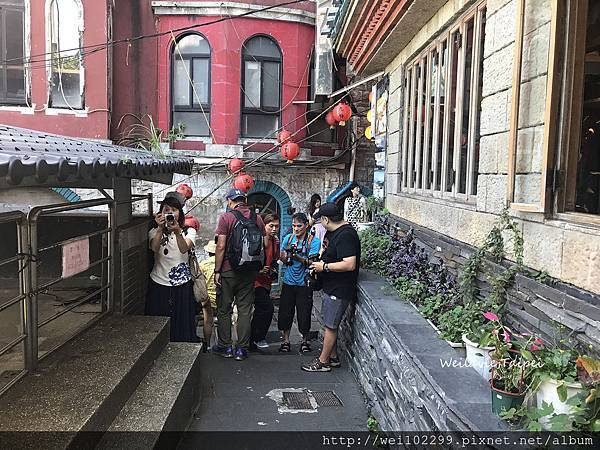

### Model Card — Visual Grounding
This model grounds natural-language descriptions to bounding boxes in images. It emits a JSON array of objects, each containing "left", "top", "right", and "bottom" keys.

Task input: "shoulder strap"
[{"left": 231, "top": 209, "right": 246, "bottom": 223}]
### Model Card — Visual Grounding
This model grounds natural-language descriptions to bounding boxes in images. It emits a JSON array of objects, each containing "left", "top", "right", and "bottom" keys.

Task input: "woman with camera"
[
  {"left": 145, "top": 191, "right": 198, "bottom": 342},
  {"left": 250, "top": 214, "right": 281, "bottom": 350}
]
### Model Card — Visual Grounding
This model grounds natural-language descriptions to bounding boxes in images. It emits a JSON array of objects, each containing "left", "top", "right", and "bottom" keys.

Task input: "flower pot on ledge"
[
  {"left": 463, "top": 334, "right": 494, "bottom": 381},
  {"left": 490, "top": 380, "right": 527, "bottom": 415},
  {"left": 536, "top": 378, "right": 583, "bottom": 429}
]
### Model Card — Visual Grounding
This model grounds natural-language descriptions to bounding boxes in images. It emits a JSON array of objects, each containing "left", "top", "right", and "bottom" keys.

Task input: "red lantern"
[
  {"left": 228, "top": 157, "right": 245, "bottom": 174},
  {"left": 176, "top": 183, "right": 193, "bottom": 200},
  {"left": 325, "top": 111, "right": 337, "bottom": 129},
  {"left": 278, "top": 129, "right": 292, "bottom": 144},
  {"left": 281, "top": 142, "right": 300, "bottom": 163},
  {"left": 332, "top": 102, "right": 352, "bottom": 126},
  {"left": 184, "top": 214, "right": 200, "bottom": 232},
  {"left": 233, "top": 173, "right": 254, "bottom": 193}
]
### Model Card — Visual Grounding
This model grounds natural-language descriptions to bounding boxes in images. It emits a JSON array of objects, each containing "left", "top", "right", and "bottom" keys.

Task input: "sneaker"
[
  {"left": 329, "top": 356, "right": 341, "bottom": 368},
  {"left": 301, "top": 357, "right": 331, "bottom": 372},
  {"left": 234, "top": 347, "right": 248, "bottom": 361},
  {"left": 211, "top": 344, "right": 233, "bottom": 358},
  {"left": 254, "top": 339, "right": 269, "bottom": 349}
]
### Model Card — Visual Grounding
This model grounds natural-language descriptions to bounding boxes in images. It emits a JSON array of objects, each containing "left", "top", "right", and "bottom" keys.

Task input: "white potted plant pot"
[
  {"left": 536, "top": 378, "right": 583, "bottom": 429},
  {"left": 462, "top": 334, "right": 494, "bottom": 380}
]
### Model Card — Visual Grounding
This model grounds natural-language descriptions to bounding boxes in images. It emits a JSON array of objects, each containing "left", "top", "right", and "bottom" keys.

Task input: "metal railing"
[{"left": 0, "top": 193, "right": 153, "bottom": 396}]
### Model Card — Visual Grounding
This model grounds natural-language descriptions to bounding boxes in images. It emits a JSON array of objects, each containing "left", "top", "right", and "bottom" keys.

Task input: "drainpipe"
[{"left": 349, "top": 117, "right": 358, "bottom": 181}]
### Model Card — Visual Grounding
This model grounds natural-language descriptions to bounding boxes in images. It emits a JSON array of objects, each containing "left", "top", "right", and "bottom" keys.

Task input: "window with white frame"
[
  {"left": 400, "top": 2, "right": 486, "bottom": 200},
  {"left": 241, "top": 35, "right": 282, "bottom": 138},
  {"left": 0, "top": 0, "right": 26, "bottom": 105},
  {"left": 171, "top": 33, "right": 211, "bottom": 137},
  {"left": 48, "top": 0, "right": 84, "bottom": 109}
]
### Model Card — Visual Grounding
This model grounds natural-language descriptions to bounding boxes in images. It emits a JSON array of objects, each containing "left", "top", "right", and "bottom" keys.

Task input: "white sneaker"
[{"left": 254, "top": 339, "right": 269, "bottom": 349}]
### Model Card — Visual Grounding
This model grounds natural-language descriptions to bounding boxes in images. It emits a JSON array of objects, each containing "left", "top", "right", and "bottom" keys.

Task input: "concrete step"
[
  {"left": 98, "top": 342, "right": 202, "bottom": 449},
  {"left": 0, "top": 315, "right": 170, "bottom": 449}
]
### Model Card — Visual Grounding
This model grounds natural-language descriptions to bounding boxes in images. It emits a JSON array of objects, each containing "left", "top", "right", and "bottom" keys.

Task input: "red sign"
[{"left": 62, "top": 237, "right": 90, "bottom": 279}]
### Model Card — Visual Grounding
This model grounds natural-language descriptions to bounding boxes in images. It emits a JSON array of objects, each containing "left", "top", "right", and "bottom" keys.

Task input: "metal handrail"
[
  {"left": 38, "top": 283, "right": 111, "bottom": 328},
  {"left": 38, "top": 227, "right": 111, "bottom": 254}
]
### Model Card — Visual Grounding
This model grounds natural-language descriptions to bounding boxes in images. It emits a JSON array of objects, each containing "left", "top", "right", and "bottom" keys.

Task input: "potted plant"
[
  {"left": 487, "top": 319, "right": 537, "bottom": 415},
  {"left": 530, "top": 344, "right": 582, "bottom": 428},
  {"left": 462, "top": 311, "right": 498, "bottom": 380}
]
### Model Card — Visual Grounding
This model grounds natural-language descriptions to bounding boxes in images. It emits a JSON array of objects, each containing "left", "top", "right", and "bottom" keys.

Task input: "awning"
[{"left": 0, "top": 125, "right": 193, "bottom": 188}]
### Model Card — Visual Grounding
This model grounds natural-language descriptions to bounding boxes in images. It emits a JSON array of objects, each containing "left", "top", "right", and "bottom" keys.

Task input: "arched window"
[
  {"left": 0, "top": 0, "right": 26, "bottom": 105},
  {"left": 241, "top": 35, "right": 282, "bottom": 138},
  {"left": 48, "top": 0, "right": 84, "bottom": 109},
  {"left": 171, "top": 33, "right": 211, "bottom": 137}
]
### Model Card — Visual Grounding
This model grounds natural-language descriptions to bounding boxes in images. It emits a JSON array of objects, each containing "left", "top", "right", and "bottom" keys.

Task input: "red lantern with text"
[
  {"left": 278, "top": 129, "right": 292, "bottom": 144},
  {"left": 233, "top": 173, "right": 254, "bottom": 193},
  {"left": 228, "top": 157, "right": 245, "bottom": 174},
  {"left": 176, "top": 183, "right": 193, "bottom": 200},
  {"left": 325, "top": 111, "right": 337, "bottom": 129},
  {"left": 281, "top": 142, "right": 300, "bottom": 164},
  {"left": 332, "top": 102, "right": 352, "bottom": 126},
  {"left": 184, "top": 214, "right": 200, "bottom": 232}
]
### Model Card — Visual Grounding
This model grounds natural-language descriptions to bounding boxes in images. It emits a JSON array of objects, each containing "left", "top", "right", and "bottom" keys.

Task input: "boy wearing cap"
[
  {"left": 199, "top": 241, "right": 217, "bottom": 350},
  {"left": 303, "top": 202, "right": 361, "bottom": 372},
  {"left": 212, "top": 188, "right": 265, "bottom": 361}
]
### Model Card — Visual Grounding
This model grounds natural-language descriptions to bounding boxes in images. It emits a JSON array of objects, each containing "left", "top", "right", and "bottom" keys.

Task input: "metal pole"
[
  {"left": 17, "top": 216, "right": 33, "bottom": 370},
  {"left": 147, "top": 192, "right": 153, "bottom": 217},
  {"left": 27, "top": 218, "right": 39, "bottom": 370},
  {"left": 107, "top": 200, "right": 115, "bottom": 313}
]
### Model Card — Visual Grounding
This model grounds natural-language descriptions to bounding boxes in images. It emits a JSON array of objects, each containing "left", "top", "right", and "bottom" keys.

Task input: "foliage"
[
  {"left": 116, "top": 113, "right": 186, "bottom": 157},
  {"left": 359, "top": 227, "right": 393, "bottom": 274}
]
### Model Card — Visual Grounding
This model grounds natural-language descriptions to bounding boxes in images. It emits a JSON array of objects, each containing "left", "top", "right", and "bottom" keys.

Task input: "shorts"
[{"left": 321, "top": 293, "right": 350, "bottom": 330}]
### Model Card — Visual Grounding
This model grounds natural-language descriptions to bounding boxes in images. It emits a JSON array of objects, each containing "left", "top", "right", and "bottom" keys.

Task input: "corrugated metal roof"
[{"left": 0, "top": 125, "right": 193, "bottom": 187}]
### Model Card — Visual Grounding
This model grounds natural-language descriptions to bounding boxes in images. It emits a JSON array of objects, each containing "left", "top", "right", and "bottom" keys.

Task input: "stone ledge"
[{"left": 339, "top": 270, "right": 507, "bottom": 432}]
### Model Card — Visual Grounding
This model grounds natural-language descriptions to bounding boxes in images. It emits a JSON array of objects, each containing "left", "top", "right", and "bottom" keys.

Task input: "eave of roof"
[{"left": 0, "top": 125, "right": 193, "bottom": 188}]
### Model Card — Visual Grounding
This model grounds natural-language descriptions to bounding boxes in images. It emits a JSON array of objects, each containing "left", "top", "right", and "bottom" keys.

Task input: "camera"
[
  {"left": 165, "top": 213, "right": 175, "bottom": 223},
  {"left": 268, "top": 260, "right": 279, "bottom": 281},
  {"left": 285, "top": 244, "right": 297, "bottom": 266},
  {"left": 305, "top": 255, "right": 323, "bottom": 291}
]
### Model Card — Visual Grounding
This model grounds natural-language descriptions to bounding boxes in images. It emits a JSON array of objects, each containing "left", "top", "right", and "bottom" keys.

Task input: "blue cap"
[{"left": 225, "top": 188, "right": 246, "bottom": 200}]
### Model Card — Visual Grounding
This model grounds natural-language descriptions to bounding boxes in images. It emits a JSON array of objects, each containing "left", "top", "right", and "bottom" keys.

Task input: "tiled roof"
[{"left": 0, "top": 125, "right": 193, "bottom": 186}]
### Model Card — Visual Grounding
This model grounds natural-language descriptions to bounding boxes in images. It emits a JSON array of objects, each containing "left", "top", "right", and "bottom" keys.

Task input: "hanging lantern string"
[{"left": 184, "top": 92, "right": 350, "bottom": 215}]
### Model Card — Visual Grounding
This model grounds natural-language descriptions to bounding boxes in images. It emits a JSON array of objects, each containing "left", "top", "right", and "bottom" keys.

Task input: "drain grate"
[
  {"left": 282, "top": 391, "right": 313, "bottom": 409},
  {"left": 312, "top": 391, "right": 343, "bottom": 407}
]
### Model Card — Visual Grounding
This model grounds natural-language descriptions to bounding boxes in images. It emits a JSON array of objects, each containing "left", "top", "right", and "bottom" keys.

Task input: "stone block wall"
[
  {"left": 348, "top": 80, "right": 377, "bottom": 190},
  {"left": 379, "top": 0, "right": 600, "bottom": 295},
  {"left": 336, "top": 271, "right": 506, "bottom": 432},
  {"left": 383, "top": 213, "right": 600, "bottom": 358}
]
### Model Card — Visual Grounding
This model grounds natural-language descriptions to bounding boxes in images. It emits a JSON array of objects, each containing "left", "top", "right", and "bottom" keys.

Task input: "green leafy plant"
[{"left": 116, "top": 113, "right": 186, "bottom": 158}]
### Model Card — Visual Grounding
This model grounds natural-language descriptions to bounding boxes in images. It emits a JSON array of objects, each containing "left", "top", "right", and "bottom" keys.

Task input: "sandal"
[
  {"left": 300, "top": 341, "right": 311, "bottom": 353},
  {"left": 278, "top": 342, "right": 291, "bottom": 352}
]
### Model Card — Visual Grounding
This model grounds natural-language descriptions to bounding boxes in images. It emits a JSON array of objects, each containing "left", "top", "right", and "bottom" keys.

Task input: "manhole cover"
[
  {"left": 312, "top": 391, "right": 343, "bottom": 407},
  {"left": 282, "top": 391, "right": 313, "bottom": 409}
]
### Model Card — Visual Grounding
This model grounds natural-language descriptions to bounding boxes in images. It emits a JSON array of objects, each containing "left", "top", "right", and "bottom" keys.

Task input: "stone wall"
[
  {"left": 348, "top": 80, "right": 377, "bottom": 189},
  {"left": 382, "top": 213, "right": 600, "bottom": 359},
  {"left": 380, "top": 0, "right": 600, "bottom": 295},
  {"left": 133, "top": 164, "right": 347, "bottom": 243},
  {"left": 336, "top": 271, "right": 506, "bottom": 432}
]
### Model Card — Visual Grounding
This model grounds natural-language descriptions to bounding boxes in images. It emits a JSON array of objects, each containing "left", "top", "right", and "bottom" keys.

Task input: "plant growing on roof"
[{"left": 115, "top": 113, "right": 186, "bottom": 158}]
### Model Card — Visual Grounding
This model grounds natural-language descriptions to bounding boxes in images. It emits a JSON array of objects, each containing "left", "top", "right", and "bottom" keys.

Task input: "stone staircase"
[{"left": 0, "top": 315, "right": 202, "bottom": 450}]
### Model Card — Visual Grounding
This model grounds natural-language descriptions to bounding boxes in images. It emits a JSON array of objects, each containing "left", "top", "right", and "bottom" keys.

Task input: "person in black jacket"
[{"left": 302, "top": 202, "right": 361, "bottom": 372}]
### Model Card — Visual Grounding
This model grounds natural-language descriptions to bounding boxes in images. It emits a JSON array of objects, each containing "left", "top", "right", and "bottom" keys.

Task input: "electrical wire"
[{"left": 2, "top": 0, "right": 311, "bottom": 68}]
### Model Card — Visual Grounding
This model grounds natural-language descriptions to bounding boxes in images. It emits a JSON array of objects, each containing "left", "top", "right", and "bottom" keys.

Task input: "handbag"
[{"left": 188, "top": 246, "right": 209, "bottom": 305}]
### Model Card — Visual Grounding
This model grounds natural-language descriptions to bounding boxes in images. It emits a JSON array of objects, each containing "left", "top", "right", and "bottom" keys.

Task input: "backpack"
[{"left": 226, "top": 209, "right": 265, "bottom": 271}]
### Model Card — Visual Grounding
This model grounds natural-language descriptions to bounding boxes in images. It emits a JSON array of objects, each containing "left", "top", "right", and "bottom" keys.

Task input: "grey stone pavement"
[{"left": 179, "top": 295, "right": 368, "bottom": 440}]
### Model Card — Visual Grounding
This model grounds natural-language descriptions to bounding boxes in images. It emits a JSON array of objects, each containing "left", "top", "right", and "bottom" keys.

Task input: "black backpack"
[{"left": 226, "top": 209, "right": 265, "bottom": 271}]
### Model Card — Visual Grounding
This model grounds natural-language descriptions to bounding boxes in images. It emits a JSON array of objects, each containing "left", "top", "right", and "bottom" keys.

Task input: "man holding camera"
[
  {"left": 250, "top": 213, "right": 281, "bottom": 350},
  {"left": 302, "top": 202, "right": 361, "bottom": 372},
  {"left": 278, "top": 212, "right": 321, "bottom": 353}
]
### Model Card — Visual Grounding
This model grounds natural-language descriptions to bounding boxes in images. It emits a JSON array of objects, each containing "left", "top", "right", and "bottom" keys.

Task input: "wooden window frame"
[
  {"left": 400, "top": 1, "right": 485, "bottom": 201},
  {"left": 0, "top": 1, "right": 26, "bottom": 105}
]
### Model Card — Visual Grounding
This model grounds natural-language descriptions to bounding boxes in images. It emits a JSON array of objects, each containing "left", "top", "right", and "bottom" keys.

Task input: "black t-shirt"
[{"left": 320, "top": 223, "right": 361, "bottom": 301}]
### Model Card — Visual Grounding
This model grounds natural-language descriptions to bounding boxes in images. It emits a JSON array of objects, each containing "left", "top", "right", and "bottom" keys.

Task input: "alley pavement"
[{"left": 178, "top": 295, "right": 367, "bottom": 446}]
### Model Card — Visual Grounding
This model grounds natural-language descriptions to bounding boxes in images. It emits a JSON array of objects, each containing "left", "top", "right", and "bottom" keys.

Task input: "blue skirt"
[{"left": 145, "top": 278, "right": 199, "bottom": 342}]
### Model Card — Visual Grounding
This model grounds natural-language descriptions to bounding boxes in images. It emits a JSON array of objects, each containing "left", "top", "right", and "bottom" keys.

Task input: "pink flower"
[
  {"left": 502, "top": 329, "right": 511, "bottom": 343},
  {"left": 521, "top": 332, "right": 530, "bottom": 337},
  {"left": 535, "top": 337, "right": 542, "bottom": 344},
  {"left": 483, "top": 312, "right": 499, "bottom": 322},
  {"left": 492, "top": 328, "right": 499, "bottom": 336},
  {"left": 530, "top": 344, "right": 540, "bottom": 351}
]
